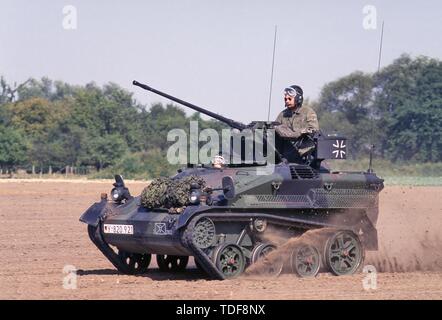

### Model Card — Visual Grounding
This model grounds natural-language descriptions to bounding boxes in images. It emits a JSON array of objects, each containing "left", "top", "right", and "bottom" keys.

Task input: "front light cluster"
[
  {"left": 110, "top": 175, "right": 132, "bottom": 204},
  {"left": 111, "top": 187, "right": 124, "bottom": 202},
  {"left": 189, "top": 190, "right": 201, "bottom": 205}
]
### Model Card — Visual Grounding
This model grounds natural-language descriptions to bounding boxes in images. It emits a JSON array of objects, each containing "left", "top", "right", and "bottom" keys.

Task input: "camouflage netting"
[
  {"left": 140, "top": 177, "right": 172, "bottom": 209},
  {"left": 141, "top": 175, "right": 206, "bottom": 210}
]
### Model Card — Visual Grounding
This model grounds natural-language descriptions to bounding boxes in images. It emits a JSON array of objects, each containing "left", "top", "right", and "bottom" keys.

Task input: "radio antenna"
[
  {"left": 267, "top": 25, "right": 278, "bottom": 121},
  {"left": 377, "top": 21, "right": 385, "bottom": 73},
  {"left": 368, "top": 20, "right": 385, "bottom": 173}
]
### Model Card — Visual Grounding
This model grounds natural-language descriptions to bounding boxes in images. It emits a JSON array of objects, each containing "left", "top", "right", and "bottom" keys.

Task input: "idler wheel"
[
  {"left": 156, "top": 255, "right": 189, "bottom": 272},
  {"left": 213, "top": 244, "right": 245, "bottom": 279},
  {"left": 290, "top": 243, "right": 321, "bottom": 278},
  {"left": 324, "top": 230, "right": 364, "bottom": 276},
  {"left": 192, "top": 217, "right": 216, "bottom": 249},
  {"left": 117, "top": 250, "right": 151, "bottom": 274},
  {"left": 250, "top": 243, "right": 283, "bottom": 277}
]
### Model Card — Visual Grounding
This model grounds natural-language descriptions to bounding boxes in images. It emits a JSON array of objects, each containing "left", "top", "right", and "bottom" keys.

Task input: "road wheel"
[
  {"left": 117, "top": 250, "right": 151, "bottom": 274},
  {"left": 250, "top": 243, "right": 283, "bottom": 277},
  {"left": 324, "top": 230, "right": 364, "bottom": 276},
  {"left": 213, "top": 243, "right": 245, "bottom": 279},
  {"left": 156, "top": 255, "right": 189, "bottom": 272},
  {"left": 290, "top": 243, "right": 321, "bottom": 278}
]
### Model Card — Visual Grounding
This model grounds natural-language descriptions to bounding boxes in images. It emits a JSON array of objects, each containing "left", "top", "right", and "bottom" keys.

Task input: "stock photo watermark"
[
  {"left": 166, "top": 121, "right": 276, "bottom": 174},
  {"left": 62, "top": 264, "right": 77, "bottom": 290},
  {"left": 362, "top": 265, "right": 378, "bottom": 290},
  {"left": 362, "top": 5, "right": 377, "bottom": 30},
  {"left": 62, "top": 5, "right": 77, "bottom": 30}
]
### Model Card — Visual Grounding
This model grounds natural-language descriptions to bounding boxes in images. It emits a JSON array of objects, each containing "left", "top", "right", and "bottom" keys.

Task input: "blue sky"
[{"left": 1, "top": 0, "right": 441, "bottom": 122}]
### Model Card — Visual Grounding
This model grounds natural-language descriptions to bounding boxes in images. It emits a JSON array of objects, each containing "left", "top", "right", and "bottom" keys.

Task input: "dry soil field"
[{"left": 0, "top": 179, "right": 441, "bottom": 299}]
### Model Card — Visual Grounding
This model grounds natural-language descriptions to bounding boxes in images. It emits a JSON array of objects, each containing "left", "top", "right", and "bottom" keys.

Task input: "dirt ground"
[{"left": 0, "top": 179, "right": 441, "bottom": 300}]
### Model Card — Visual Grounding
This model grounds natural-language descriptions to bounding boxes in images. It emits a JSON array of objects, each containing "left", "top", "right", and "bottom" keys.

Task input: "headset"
[{"left": 288, "top": 85, "right": 304, "bottom": 107}]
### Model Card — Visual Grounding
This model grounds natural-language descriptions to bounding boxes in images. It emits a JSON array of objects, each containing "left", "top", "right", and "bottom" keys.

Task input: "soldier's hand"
[{"left": 301, "top": 128, "right": 314, "bottom": 135}]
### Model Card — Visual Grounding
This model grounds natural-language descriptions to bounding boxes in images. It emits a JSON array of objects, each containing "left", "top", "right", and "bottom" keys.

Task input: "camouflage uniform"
[{"left": 275, "top": 106, "right": 319, "bottom": 139}]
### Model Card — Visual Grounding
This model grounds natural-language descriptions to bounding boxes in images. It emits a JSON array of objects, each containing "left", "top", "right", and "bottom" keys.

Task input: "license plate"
[{"left": 103, "top": 224, "right": 133, "bottom": 235}]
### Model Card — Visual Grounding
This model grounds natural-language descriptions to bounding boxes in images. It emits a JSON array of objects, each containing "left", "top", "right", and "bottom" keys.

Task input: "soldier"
[
  {"left": 275, "top": 85, "right": 319, "bottom": 157},
  {"left": 275, "top": 85, "right": 319, "bottom": 137},
  {"left": 212, "top": 154, "right": 226, "bottom": 169}
]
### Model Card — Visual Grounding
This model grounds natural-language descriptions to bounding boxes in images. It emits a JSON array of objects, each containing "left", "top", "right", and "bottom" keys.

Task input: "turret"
[{"left": 133, "top": 80, "right": 347, "bottom": 168}]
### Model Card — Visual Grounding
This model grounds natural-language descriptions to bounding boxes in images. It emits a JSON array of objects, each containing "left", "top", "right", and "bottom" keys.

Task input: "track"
[{"left": 0, "top": 180, "right": 441, "bottom": 299}]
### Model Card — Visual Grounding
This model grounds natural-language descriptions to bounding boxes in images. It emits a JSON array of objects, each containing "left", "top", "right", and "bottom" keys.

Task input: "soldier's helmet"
[
  {"left": 212, "top": 155, "right": 226, "bottom": 168},
  {"left": 284, "top": 85, "right": 304, "bottom": 107}
]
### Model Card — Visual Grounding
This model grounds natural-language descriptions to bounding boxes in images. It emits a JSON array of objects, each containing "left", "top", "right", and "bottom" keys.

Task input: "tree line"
[
  {"left": 0, "top": 77, "right": 225, "bottom": 178},
  {"left": 0, "top": 54, "right": 441, "bottom": 178},
  {"left": 315, "top": 54, "right": 441, "bottom": 163}
]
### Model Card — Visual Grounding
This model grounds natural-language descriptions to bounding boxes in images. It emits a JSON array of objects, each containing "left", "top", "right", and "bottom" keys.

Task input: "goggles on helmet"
[
  {"left": 212, "top": 155, "right": 226, "bottom": 165},
  {"left": 284, "top": 87, "right": 298, "bottom": 97}
]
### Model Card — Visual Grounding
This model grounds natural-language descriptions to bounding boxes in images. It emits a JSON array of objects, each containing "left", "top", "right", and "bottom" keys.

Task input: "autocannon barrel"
[{"left": 133, "top": 80, "right": 247, "bottom": 130}]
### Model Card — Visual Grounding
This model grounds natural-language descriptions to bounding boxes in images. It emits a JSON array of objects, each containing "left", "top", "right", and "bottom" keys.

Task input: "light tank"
[{"left": 80, "top": 80, "right": 384, "bottom": 279}]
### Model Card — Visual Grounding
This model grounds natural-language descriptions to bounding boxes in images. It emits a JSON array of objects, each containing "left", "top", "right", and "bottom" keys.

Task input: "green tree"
[
  {"left": 140, "top": 103, "right": 188, "bottom": 151},
  {"left": 317, "top": 55, "right": 442, "bottom": 162},
  {"left": 318, "top": 71, "right": 373, "bottom": 123},
  {"left": 16, "top": 77, "right": 54, "bottom": 101},
  {"left": 317, "top": 72, "right": 375, "bottom": 158},
  {"left": 0, "top": 125, "right": 28, "bottom": 168},
  {"left": 88, "top": 134, "right": 128, "bottom": 170},
  {"left": 373, "top": 54, "right": 442, "bottom": 162},
  {"left": 6, "top": 97, "right": 68, "bottom": 138}
]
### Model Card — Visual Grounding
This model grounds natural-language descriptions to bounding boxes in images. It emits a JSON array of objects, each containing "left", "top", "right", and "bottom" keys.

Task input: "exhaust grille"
[{"left": 289, "top": 165, "right": 318, "bottom": 179}]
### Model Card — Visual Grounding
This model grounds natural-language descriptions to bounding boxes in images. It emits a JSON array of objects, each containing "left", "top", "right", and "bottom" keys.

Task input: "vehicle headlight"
[
  {"left": 189, "top": 190, "right": 201, "bottom": 205},
  {"left": 111, "top": 187, "right": 123, "bottom": 202},
  {"left": 110, "top": 175, "right": 132, "bottom": 204}
]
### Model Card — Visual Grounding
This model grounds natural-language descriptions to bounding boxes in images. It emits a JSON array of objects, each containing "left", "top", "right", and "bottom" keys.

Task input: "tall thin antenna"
[
  {"left": 377, "top": 21, "right": 385, "bottom": 72},
  {"left": 369, "top": 20, "right": 385, "bottom": 173},
  {"left": 267, "top": 25, "right": 278, "bottom": 121}
]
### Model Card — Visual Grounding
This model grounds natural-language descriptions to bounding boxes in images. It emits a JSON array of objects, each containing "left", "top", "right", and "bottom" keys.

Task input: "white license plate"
[{"left": 103, "top": 224, "right": 134, "bottom": 235}]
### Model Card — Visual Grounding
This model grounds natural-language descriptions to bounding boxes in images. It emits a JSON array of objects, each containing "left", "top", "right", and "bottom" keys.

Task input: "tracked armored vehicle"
[{"left": 80, "top": 80, "right": 384, "bottom": 279}]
